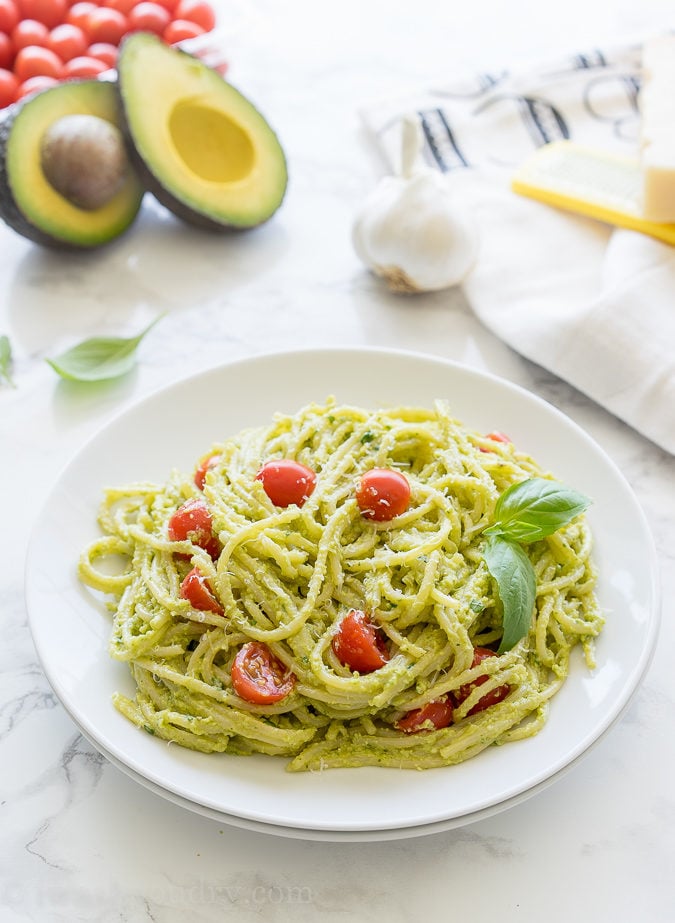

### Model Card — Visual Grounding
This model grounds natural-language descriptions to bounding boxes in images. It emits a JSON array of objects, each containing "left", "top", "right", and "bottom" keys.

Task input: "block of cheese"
[{"left": 640, "top": 35, "right": 675, "bottom": 222}]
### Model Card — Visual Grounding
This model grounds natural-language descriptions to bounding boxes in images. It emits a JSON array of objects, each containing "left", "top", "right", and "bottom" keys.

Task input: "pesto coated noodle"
[{"left": 78, "top": 399, "right": 604, "bottom": 771}]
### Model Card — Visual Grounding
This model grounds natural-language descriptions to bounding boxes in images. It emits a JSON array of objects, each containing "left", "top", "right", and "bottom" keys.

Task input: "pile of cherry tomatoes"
[{"left": 0, "top": 0, "right": 217, "bottom": 109}]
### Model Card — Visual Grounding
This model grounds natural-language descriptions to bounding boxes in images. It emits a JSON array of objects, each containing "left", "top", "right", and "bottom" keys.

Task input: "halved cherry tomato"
[
  {"left": 162, "top": 17, "right": 203, "bottom": 43},
  {"left": 194, "top": 452, "right": 220, "bottom": 491},
  {"left": 255, "top": 459, "right": 316, "bottom": 508},
  {"left": 356, "top": 467, "right": 411, "bottom": 522},
  {"left": 0, "top": 66, "right": 17, "bottom": 106},
  {"left": 453, "top": 647, "right": 510, "bottom": 715},
  {"left": 180, "top": 566, "right": 223, "bottom": 614},
  {"left": 479, "top": 431, "right": 511, "bottom": 453},
  {"left": 231, "top": 641, "right": 295, "bottom": 704},
  {"left": 11, "top": 18, "right": 48, "bottom": 49},
  {"left": 332, "top": 609, "right": 389, "bottom": 673},
  {"left": 167, "top": 498, "right": 220, "bottom": 558},
  {"left": 18, "top": 0, "right": 67, "bottom": 29},
  {"left": 13, "top": 44, "right": 62, "bottom": 80},
  {"left": 396, "top": 696, "right": 453, "bottom": 733},
  {"left": 47, "top": 23, "right": 87, "bottom": 60},
  {"left": 174, "top": 0, "right": 215, "bottom": 32}
]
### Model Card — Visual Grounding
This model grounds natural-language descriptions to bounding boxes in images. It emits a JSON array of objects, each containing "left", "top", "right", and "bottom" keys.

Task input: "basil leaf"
[
  {"left": 484, "top": 534, "right": 536, "bottom": 653},
  {"left": 0, "top": 335, "right": 15, "bottom": 387},
  {"left": 46, "top": 317, "right": 161, "bottom": 382},
  {"left": 485, "top": 477, "right": 590, "bottom": 543}
]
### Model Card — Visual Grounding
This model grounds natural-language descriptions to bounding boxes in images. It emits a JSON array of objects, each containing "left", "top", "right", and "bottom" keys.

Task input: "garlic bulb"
[{"left": 352, "top": 117, "right": 478, "bottom": 293}]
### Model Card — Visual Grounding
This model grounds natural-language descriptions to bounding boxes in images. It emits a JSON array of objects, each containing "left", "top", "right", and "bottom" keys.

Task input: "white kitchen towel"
[{"left": 360, "top": 42, "right": 675, "bottom": 456}]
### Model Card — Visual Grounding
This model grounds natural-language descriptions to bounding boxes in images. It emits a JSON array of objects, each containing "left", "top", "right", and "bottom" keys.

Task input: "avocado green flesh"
[
  {"left": 0, "top": 80, "right": 144, "bottom": 249},
  {"left": 117, "top": 33, "right": 288, "bottom": 230}
]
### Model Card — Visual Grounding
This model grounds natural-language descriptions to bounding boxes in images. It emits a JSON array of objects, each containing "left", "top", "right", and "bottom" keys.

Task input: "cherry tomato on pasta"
[
  {"left": 194, "top": 452, "right": 220, "bottom": 491},
  {"left": 231, "top": 641, "right": 295, "bottom": 704},
  {"left": 180, "top": 567, "right": 223, "bottom": 614},
  {"left": 396, "top": 696, "right": 453, "bottom": 733},
  {"left": 332, "top": 609, "right": 389, "bottom": 673},
  {"left": 255, "top": 459, "right": 316, "bottom": 508},
  {"left": 167, "top": 498, "right": 220, "bottom": 558},
  {"left": 356, "top": 467, "right": 410, "bottom": 522},
  {"left": 485, "top": 431, "right": 511, "bottom": 444},
  {"left": 453, "top": 647, "right": 510, "bottom": 715}
]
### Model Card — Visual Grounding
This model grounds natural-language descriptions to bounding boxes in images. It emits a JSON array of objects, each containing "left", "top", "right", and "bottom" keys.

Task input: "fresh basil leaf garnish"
[
  {"left": 483, "top": 534, "right": 536, "bottom": 653},
  {"left": 46, "top": 316, "right": 162, "bottom": 382},
  {"left": 485, "top": 477, "right": 590, "bottom": 543},
  {"left": 0, "top": 335, "right": 15, "bottom": 387}
]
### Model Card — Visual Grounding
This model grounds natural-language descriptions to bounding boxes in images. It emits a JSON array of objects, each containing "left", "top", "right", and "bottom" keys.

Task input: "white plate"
[{"left": 26, "top": 347, "right": 660, "bottom": 838}]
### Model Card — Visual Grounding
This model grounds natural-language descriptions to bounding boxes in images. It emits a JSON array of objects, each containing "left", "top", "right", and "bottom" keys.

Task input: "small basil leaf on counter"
[
  {"left": 484, "top": 477, "right": 590, "bottom": 543},
  {"left": 0, "top": 335, "right": 15, "bottom": 387},
  {"left": 46, "top": 317, "right": 162, "bottom": 383},
  {"left": 483, "top": 534, "right": 536, "bottom": 653}
]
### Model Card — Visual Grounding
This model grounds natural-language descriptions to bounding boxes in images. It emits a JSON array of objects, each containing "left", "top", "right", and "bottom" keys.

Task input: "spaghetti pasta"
[{"left": 78, "top": 398, "right": 604, "bottom": 770}]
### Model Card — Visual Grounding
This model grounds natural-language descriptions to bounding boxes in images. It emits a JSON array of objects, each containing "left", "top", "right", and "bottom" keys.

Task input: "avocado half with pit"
[
  {"left": 116, "top": 32, "right": 288, "bottom": 230},
  {"left": 0, "top": 80, "right": 144, "bottom": 249}
]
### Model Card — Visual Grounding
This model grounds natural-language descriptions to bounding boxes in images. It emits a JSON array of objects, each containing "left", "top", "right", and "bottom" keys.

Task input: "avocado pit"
[{"left": 40, "top": 114, "right": 129, "bottom": 211}]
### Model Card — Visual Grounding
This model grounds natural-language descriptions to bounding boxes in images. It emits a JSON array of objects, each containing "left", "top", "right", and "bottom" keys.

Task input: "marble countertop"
[{"left": 2, "top": 0, "right": 674, "bottom": 919}]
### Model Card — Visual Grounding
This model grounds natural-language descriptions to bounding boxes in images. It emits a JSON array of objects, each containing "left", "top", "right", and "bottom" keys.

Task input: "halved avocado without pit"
[
  {"left": 116, "top": 32, "right": 288, "bottom": 230},
  {"left": 0, "top": 80, "right": 144, "bottom": 249}
]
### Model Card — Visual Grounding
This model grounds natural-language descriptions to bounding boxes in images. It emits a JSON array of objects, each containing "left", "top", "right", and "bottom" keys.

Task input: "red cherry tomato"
[
  {"left": 151, "top": 0, "right": 178, "bottom": 12},
  {"left": 356, "top": 468, "right": 411, "bottom": 522},
  {"left": 174, "top": 0, "right": 215, "bottom": 32},
  {"left": 12, "top": 18, "right": 48, "bottom": 49},
  {"left": 0, "top": 32, "right": 14, "bottom": 70},
  {"left": 332, "top": 609, "right": 389, "bottom": 673},
  {"left": 231, "top": 641, "right": 296, "bottom": 705},
  {"left": 180, "top": 567, "right": 223, "bottom": 614},
  {"left": 167, "top": 498, "right": 220, "bottom": 558},
  {"left": 0, "top": 0, "right": 19, "bottom": 35},
  {"left": 127, "top": 1, "right": 170, "bottom": 35},
  {"left": 396, "top": 697, "right": 454, "bottom": 734},
  {"left": 46, "top": 23, "right": 87, "bottom": 60},
  {"left": 85, "top": 40, "right": 116, "bottom": 66},
  {"left": 86, "top": 7, "right": 127, "bottom": 45},
  {"left": 194, "top": 452, "right": 220, "bottom": 491},
  {"left": 15, "top": 72, "right": 56, "bottom": 97},
  {"left": 13, "top": 44, "right": 62, "bottom": 79},
  {"left": 453, "top": 647, "right": 510, "bottom": 716},
  {"left": 17, "top": 0, "right": 67, "bottom": 28},
  {"left": 0, "top": 65, "right": 17, "bottom": 106},
  {"left": 255, "top": 459, "right": 317, "bottom": 508},
  {"left": 162, "top": 17, "right": 203, "bottom": 43},
  {"left": 62, "top": 53, "right": 107, "bottom": 76},
  {"left": 66, "top": 1, "right": 97, "bottom": 31},
  {"left": 102, "top": 0, "right": 137, "bottom": 14}
]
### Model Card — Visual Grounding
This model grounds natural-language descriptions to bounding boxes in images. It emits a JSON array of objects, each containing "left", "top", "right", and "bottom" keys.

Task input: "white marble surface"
[{"left": 2, "top": 0, "right": 675, "bottom": 919}]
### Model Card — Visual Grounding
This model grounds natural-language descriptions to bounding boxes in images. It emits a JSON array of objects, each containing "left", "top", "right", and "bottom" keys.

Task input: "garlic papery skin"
[{"left": 352, "top": 118, "right": 479, "bottom": 293}]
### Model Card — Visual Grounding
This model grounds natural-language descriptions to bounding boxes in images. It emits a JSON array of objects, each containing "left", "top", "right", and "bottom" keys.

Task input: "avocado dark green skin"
[{"left": 0, "top": 101, "right": 82, "bottom": 250}]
